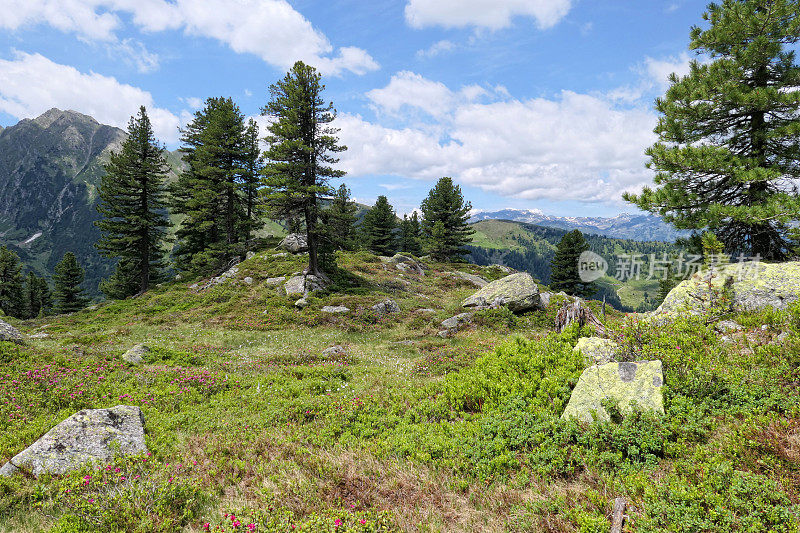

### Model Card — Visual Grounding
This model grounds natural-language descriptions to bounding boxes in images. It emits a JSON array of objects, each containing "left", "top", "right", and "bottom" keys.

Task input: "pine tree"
[
  {"left": 420, "top": 177, "right": 475, "bottom": 261},
  {"left": 262, "top": 61, "right": 346, "bottom": 277},
  {"left": 240, "top": 118, "right": 264, "bottom": 254},
  {"left": 23, "top": 271, "right": 43, "bottom": 319},
  {"left": 53, "top": 252, "right": 89, "bottom": 314},
  {"left": 0, "top": 246, "right": 24, "bottom": 317},
  {"left": 37, "top": 276, "right": 52, "bottom": 316},
  {"left": 550, "top": 230, "right": 595, "bottom": 297},
  {"left": 172, "top": 97, "right": 256, "bottom": 275},
  {"left": 362, "top": 195, "right": 397, "bottom": 256},
  {"left": 96, "top": 106, "right": 170, "bottom": 298},
  {"left": 624, "top": 0, "right": 800, "bottom": 259},
  {"left": 399, "top": 213, "right": 423, "bottom": 256},
  {"left": 322, "top": 183, "right": 358, "bottom": 251}
]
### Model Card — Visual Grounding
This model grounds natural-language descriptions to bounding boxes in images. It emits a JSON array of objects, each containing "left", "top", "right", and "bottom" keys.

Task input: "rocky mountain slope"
[{"left": 470, "top": 208, "right": 688, "bottom": 242}]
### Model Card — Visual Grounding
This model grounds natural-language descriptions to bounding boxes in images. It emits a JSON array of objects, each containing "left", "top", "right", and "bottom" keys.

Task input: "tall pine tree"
[
  {"left": 96, "top": 106, "right": 170, "bottom": 298},
  {"left": 0, "top": 246, "right": 24, "bottom": 317},
  {"left": 172, "top": 97, "right": 257, "bottom": 274},
  {"left": 262, "top": 61, "right": 346, "bottom": 277},
  {"left": 550, "top": 230, "right": 595, "bottom": 298},
  {"left": 362, "top": 195, "right": 397, "bottom": 256},
  {"left": 240, "top": 118, "right": 264, "bottom": 254},
  {"left": 420, "top": 177, "right": 474, "bottom": 261},
  {"left": 53, "top": 252, "right": 89, "bottom": 314},
  {"left": 625, "top": 0, "right": 800, "bottom": 259}
]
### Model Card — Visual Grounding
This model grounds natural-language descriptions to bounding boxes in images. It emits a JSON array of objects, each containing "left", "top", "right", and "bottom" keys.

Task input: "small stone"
[
  {"left": 265, "top": 276, "right": 286, "bottom": 286},
  {"left": 122, "top": 344, "right": 150, "bottom": 365},
  {"left": 279, "top": 233, "right": 308, "bottom": 253},
  {"left": 715, "top": 320, "right": 742, "bottom": 333},
  {"left": 437, "top": 330, "right": 450, "bottom": 339},
  {"left": 294, "top": 298, "right": 309, "bottom": 309},
  {"left": 372, "top": 299, "right": 400, "bottom": 315},
  {"left": 246, "top": 251, "right": 256, "bottom": 259},
  {"left": 441, "top": 312, "right": 474, "bottom": 331},
  {"left": 243, "top": 277, "right": 253, "bottom": 285},
  {"left": 322, "top": 345, "right": 347, "bottom": 357},
  {"left": 321, "top": 305, "right": 350, "bottom": 314}
]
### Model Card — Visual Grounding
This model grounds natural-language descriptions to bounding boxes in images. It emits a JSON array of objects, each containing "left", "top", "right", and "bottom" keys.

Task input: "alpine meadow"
[{"left": 1, "top": 1, "right": 800, "bottom": 532}]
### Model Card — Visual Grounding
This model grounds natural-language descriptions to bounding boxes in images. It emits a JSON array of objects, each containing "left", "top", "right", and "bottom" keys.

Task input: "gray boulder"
[
  {"left": 322, "top": 345, "right": 347, "bottom": 357},
  {"left": 450, "top": 271, "right": 488, "bottom": 288},
  {"left": 390, "top": 253, "right": 426, "bottom": 276},
  {"left": 243, "top": 276, "right": 254, "bottom": 285},
  {"left": 284, "top": 274, "right": 326, "bottom": 297},
  {"left": 321, "top": 305, "right": 350, "bottom": 314},
  {"left": 372, "top": 299, "right": 400, "bottom": 315},
  {"left": 279, "top": 233, "right": 308, "bottom": 254},
  {"left": 562, "top": 361, "right": 664, "bottom": 423},
  {"left": 441, "top": 312, "right": 474, "bottom": 331},
  {"left": 265, "top": 276, "right": 286, "bottom": 287},
  {"left": 122, "top": 344, "right": 150, "bottom": 364},
  {"left": 0, "top": 319, "right": 24, "bottom": 344},
  {"left": 294, "top": 298, "right": 309, "bottom": 309},
  {"left": 0, "top": 406, "right": 147, "bottom": 477},
  {"left": 462, "top": 272, "right": 544, "bottom": 312},
  {"left": 658, "top": 261, "right": 800, "bottom": 314}
]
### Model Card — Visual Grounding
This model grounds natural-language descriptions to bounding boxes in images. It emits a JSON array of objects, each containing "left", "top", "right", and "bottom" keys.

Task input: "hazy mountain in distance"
[{"left": 469, "top": 208, "right": 687, "bottom": 242}]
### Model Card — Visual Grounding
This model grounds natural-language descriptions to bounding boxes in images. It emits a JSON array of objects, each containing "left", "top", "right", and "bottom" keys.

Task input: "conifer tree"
[
  {"left": 362, "top": 195, "right": 397, "bottom": 256},
  {"left": 625, "top": 0, "right": 800, "bottom": 259},
  {"left": 37, "top": 276, "right": 52, "bottom": 316},
  {"left": 172, "top": 97, "right": 256, "bottom": 274},
  {"left": 23, "top": 272, "right": 43, "bottom": 319},
  {"left": 53, "top": 252, "right": 89, "bottom": 314},
  {"left": 262, "top": 61, "right": 346, "bottom": 277},
  {"left": 0, "top": 246, "right": 24, "bottom": 317},
  {"left": 240, "top": 118, "right": 264, "bottom": 254},
  {"left": 399, "top": 212, "right": 423, "bottom": 256},
  {"left": 420, "top": 177, "right": 474, "bottom": 261},
  {"left": 550, "top": 230, "right": 595, "bottom": 297},
  {"left": 322, "top": 183, "right": 358, "bottom": 251},
  {"left": 96, "top": 106, "right": 170, "bottom": 298}
]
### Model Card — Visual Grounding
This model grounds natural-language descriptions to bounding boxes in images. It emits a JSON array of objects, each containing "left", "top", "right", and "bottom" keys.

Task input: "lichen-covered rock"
[
  {"left": 265, "top": 276, "right": 286, "bottom": 286},
  {"left": 0, "top": 319, "right": 24, "bottom": 344},
  {"left": 321, "top": 305, "right": 350, "bottom": 314},
  {"left": 658, "top": 261, "right": 800, "bottom": 314},
  {"left": 372, "top": 299, "right": 400, "bottom": 315},
  {"left": 462, "top": 273, "right": 543, "bottom": 312},
  {"left": 279, "top": 233, "right": 308, "bottom": 253},
  {"left": 283, "top": 274, "right": 326, "bottom": 297},
  {"left": 561, "top": 360, "right": 664, "bottom": 422},
  {"left": 573, "top": 337, "right": 618, "bottom": 364},
  {"left": 122, "top": 344, "right": 149, "bottom": 364},
  {"left": 450, "top": 271, "right": 488, "bottom": 288},
  {"left": 441, "top": 312, "right": 474, "bottom": 331},
  {"left": 322, "top": 345, "right": 347, "bottom": 357},
  {"left": 0, "top": 406, "right": 147, "bottom": 477},
  {"left": 294, "top": 298, "right": 309, "bottom": 309},
  {"left": 389, "top": 254, "right": 426, "bottom": 276}
]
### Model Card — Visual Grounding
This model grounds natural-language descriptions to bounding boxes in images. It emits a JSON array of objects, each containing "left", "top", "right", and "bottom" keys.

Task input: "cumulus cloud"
[
  {"left": 0, "top": 52, "right": 181, "bottom": 142},
  {"left": 416, "top": 40, "right": 456, "bottom": 59},
  {"left": 0, "top": 0, "right": 378, "bottom": 76},
  {"left": 405, "top": 0, "right": 572, "bottom": 30},
  {"left": 644, "top": 53, "right": 693, "bottom": 88},
  {"left": 338, "top": 74, "right": 658, "bottom": 204}
]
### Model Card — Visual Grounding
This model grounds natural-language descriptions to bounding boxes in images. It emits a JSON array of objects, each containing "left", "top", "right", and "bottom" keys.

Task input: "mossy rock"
[
  {"left": 561, "top": 360, "right": 664, "bottom": 422},
  {"left": 659, "top": 261, "right": 800, "bottom": 314},
  {"left": 461, "top": 272, "right": 543, "bottom": 312},
  {"left": 573, "top": 337, "right": 618, "bottom": 364}
]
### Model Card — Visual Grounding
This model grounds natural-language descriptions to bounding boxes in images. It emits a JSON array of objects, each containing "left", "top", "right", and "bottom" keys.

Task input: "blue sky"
[{"left": 0, "top": 0, "right": 709, "bottom": 217}]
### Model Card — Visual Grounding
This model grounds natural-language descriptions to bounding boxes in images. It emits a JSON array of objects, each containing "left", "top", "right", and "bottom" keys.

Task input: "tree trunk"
[
  {"left": 555, "top": 298, "right": 605, "bottom": 336},
  {"left": 140, "top": 177, "right": 150, "bottom": 295}
]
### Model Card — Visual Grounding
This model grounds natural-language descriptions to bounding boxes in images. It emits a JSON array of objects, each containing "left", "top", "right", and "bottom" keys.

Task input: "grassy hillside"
[
  {"left": 0, "top": 250, "right": 798, "bottom": 532},
  {"left": 469, "top": 220, "right": 669, "bottom": 311}
]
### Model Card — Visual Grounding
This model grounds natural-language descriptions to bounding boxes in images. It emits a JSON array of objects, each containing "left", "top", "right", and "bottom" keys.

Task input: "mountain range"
[{"left": 470, "top": 208, "right": 687, "bottom": 242}]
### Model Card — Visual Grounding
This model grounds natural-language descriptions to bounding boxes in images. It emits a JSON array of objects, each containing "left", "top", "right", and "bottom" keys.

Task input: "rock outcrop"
[
  {"left": 372, "top": 299, "right": 400, "bottom": 316},
  {"left": 0, "top": 319, "right": 24, "bottom": 344},
  {"left": 450, "top": 271, "right": 488, "bottom": 288},
  {"left": 279, "top": 233, "right": 308, "bottom": 254},
  {"left": 561, "top": 360, "right": 664, "bottom": 423},
  {"left": 284, "top": 274, "right": 326, "bottom": 297},
  {"left": 658, "top": 261, "right": 800, "bottom": 314},
  {"left": 0, "top": 405, "right": 148, "bottom": 477},
  {"left": 321, "top": 305, "right": 350, "bottom": 314},
  {"left": 462, "top": 272, "right": 544, "bottom": 312}
]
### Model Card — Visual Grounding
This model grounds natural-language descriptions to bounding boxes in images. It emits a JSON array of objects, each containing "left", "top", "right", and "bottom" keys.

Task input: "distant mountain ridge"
[{"left": 470, "top": 208, "right": 686, "bottom": 242}]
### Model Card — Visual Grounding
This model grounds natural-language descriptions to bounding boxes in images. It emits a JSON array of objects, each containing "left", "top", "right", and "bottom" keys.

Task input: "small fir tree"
[
  {"left": 0, "top": 246, "right": 24, "bottom": 317},
  {"left": 362, "top": 195, "right": 397, "bottom": 256},
  {"left": 420, "top": 177, "right": 474, "bottom": 261},
  {"left": 53, "top": 252, "right": 89, "bottom": 314},
  {"left": 323, "top": 183, "right": 359, "bottom": 251},
  {"left": 399, "top": 213, "right": 423, "bottom": 256},
  {"left": 550, "top": 230, "right": 595, "bottom": 298}
]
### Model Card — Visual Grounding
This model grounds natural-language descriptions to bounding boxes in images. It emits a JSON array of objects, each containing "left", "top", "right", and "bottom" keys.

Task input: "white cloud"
[
  {"left": 338, "top": 74, "right": 658, "bottom": 204},
  {"left": 416, "top": 40, "right": 456, "bottom": 59},
  {"left": 644, "top": 53, "right": 692, "bottom": 88},
  {"left": 180, "top": 97, "right": 204, "bottom": 110},
  {"left": 112, "top": 38, "right": 160, "bottom": 73},
  {"left": 405, "top": 0, "right": 572, "bottom": 30},
  {"left": 366, "top": 71, "right": 494, "bottom": 119},
  {"left": 0, "top": 0, "right": 378, "bottom": 76},
  {"left": 0, "top": 52, "right": 181, "bottom": 143}
]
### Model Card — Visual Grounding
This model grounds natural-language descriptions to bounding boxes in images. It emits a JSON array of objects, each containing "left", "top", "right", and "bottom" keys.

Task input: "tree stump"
[{"left": 554, "top": 298, "right": 605, "bottom": 336}]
